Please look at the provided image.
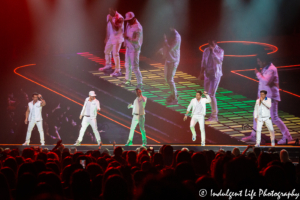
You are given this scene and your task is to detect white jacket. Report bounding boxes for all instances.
[201,45,224,78]
[106,11,124,44]
[254,97,272,119]
[124,19,143,53]
[28,100,43,121]
[256,63,280,101]
[80,98,100,119]
[187,95,211,117]
[129,96,147,115]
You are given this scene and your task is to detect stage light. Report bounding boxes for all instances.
[199,41,278,57]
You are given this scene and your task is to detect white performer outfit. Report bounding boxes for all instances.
[124,12,143,88]
[242,63,292,144]
[162,29,181,102]
[254,97,275,146]
[24,100,45,145]
[75,92,101,145]
[201,45,224,120]
[187,95,211,146]
[126,96,147,145]
[100,11,124,77]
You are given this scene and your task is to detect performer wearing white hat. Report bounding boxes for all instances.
[122,12,144,90]
[74,91,101,146]
[99,8,124,77]
[184,91,211,146]
[23,93,46,146]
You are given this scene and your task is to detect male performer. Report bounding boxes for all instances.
[242,52,292,144]
[199,38,224,122]
[125,88,147,146]
[160,28,181,105]
[23,93,46,145]
[254,90,275,147]
[74,91,101,146]
[184,91,211,146]
[99,8,124,77]
[123,12,144,90]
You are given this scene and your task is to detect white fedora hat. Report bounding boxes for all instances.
[89,91,96,96]
[124,12,135,21]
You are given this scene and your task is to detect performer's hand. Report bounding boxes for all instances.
[38,94,42,99]
[255,68,259,74]
[183,116,187,121]
[128,104,132,109]
[260,96,264,101]
[203,91,208,95]
[79,115,82,120]
[255,118,257,123]
[24,119,28,124]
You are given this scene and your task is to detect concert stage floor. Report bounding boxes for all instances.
[10,50,300,147]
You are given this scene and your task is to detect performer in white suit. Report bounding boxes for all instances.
[74,91,101,146]
[99,8,124,77]
[23,93,46,145]
[254,90,275,147]
[242,52,292,145]
[199,38,224,122]
[125,88,147,146]
[123,12,144,90]
[184,91,211,146]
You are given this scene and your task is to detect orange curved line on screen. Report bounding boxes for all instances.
[231,64,300,98]
[199,41,278,57]
[14,64,160,143]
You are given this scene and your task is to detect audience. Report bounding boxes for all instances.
[0,142,299,200]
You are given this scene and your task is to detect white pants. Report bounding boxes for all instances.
[128,115,146,141]
[256,117,275,144]
[125,50,143,84]
[164,61,179,97]
[190,115,205,143]
[104,40,122,71]
[250,100,290,138]
[77,116,101,142]
[204,75,221,118]
[25,120,45,143]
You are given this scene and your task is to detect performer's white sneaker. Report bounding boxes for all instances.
[271,141,275,146]
[207,116,218,122]
[110,71,122,77]
[201,142,205,146]
[74,140,81,146]
[277,135,293,145]
[123,80,131,86]
[192,136,196,142]
[255,143,260,147]
[41,142,45,146]
[22,142,29,146]
[99,65,112,71]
